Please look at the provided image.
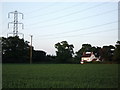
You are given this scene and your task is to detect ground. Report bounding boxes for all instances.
[2,64,118,88]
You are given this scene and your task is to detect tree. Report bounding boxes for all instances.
[46,54,56,63]
[75,44,92,61]
[55,41,74,63]
[2,36,30,63]
[113,41,120,63]
[32,50,47,63]
[99,45,115,62]
[82,44,92,52]
[75,44,101,63]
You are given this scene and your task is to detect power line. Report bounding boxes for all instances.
[25,3,87,20]
[63,28,117,38]
[25,9,117,28]
[25,2,58,15]
[18,2,59,23]
[25,2,108,26]
[37,21,118,37]
[40,28,117,39]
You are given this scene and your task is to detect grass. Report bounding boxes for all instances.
[2,64,118,88]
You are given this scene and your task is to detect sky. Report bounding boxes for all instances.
[0,0,119,55]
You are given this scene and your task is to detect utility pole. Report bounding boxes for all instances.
[30,35,33,64]
[8,10,24,38]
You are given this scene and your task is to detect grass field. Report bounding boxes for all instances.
[2,64,118,88]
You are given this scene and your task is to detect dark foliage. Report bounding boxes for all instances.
[32,50,47,63]
[2,36,30,63]
[55,41,74,63]
[99,45,115,61]
[1,36,119,64]
[75,44,101,62]
[1,36,55,63]
[113,41,120,63]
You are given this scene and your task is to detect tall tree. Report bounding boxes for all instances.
[55,41,74,63]
[2,36,30,63]
[99,45,115,61]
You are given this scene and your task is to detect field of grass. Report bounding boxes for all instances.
[2,64,118,88]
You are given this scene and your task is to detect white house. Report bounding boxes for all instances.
[80,52,100,64]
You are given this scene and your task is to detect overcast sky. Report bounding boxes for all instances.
[0,0,118,55]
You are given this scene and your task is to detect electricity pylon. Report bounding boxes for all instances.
[8,10,24,38]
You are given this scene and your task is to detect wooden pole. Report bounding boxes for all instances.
[30,35,32,64]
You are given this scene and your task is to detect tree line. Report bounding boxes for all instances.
[1,36,120,64]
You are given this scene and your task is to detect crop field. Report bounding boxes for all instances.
[2,64,118,88]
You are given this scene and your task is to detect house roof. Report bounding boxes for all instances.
[82,54,91,57]
[82,52,93,57]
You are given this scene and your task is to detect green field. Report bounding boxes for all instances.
[2,64,118,88]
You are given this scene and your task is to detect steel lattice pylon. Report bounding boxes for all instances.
[8,10,24,38]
